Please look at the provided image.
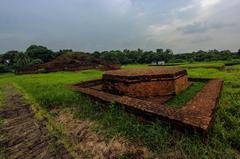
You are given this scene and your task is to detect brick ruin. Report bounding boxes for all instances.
[103,68,190,98]
[71,68,224,138]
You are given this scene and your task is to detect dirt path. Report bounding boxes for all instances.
[55,110,154,159]
[0,84,73,159]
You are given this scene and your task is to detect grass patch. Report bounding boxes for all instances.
[166,81,206,108]
[179,62,225,68]
[122,64,149,69]
[122,62,225,69]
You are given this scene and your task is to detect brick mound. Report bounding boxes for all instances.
[16,53,120,74]
[71,77,223,138]
[0,85,73,159]
[104,68,187,81]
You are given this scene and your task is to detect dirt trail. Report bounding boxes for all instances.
[0,84,73,159]
[55,110,154,159]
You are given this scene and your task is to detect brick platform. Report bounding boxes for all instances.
[70,69,224,138]
[103,68,190,97]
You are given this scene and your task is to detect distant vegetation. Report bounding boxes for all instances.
[0,44,240,73]
[94,49,240,64]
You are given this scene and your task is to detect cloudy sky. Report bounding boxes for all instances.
[0,0,240,53]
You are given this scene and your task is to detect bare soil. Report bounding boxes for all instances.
[55,110,154,159]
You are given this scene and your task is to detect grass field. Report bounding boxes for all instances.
[166,81,207,108]
[123,61,226,69]
[0,63,240,158]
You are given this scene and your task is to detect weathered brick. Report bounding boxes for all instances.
[71,68,224,138]
[103,68,190,97]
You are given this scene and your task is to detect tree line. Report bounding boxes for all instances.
[93,49,240,64]
[0,44,240,73]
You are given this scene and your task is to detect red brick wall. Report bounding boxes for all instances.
[174,75,189,93]
[104,75,189,97]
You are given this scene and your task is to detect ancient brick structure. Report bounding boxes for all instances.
[103,68,190,97]
[70,68,224,138]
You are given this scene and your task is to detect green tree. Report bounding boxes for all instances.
[26,45,54,62]
[13,53,32,70]
[164,49,173,62]
[2,50,20,65]
[30,59,43,65]
[155,49,164,64]
[93,51,101,58]
[101,51,120,64]
[0,64,10,73]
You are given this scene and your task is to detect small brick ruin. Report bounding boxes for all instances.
[71,68,224,138]
[103,68,190,98]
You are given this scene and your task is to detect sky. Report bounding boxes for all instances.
[0,0,240,53]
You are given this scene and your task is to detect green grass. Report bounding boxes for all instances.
[179,62,225,68]
[0,63,239,158]
[122,64,149,69]
[0,70,102,108]
[226,64,240,71]
[122,62,226,70]
[166,81,206,108]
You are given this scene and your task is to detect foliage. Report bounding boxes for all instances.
[93,49,239,65]
[0,64,10,73]
[94,49,174,64]
[174,49,238,62]
[26,45,54,62]
[29,58,43,65]
[1,45,240,74]
[13,53,32,70]
[0,50,20,66]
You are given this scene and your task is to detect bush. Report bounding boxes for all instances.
[168,59,186,63]
[0,64,10,73]
[30,59,43,65]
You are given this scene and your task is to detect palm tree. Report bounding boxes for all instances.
[14,53,31,69]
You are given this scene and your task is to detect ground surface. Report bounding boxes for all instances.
[0,62,240,159]
[0,84,73,159]
[54,109,152,159]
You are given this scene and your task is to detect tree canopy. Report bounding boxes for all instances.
[0,44,240,73]
[26,45,54,62]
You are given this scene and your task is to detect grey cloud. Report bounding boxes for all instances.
[0,0,240,53]
[178,21,235,34]
[190,36,212,44]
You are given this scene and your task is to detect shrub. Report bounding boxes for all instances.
[0,64,10,73]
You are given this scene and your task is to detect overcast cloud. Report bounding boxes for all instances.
[0,0,240,53]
